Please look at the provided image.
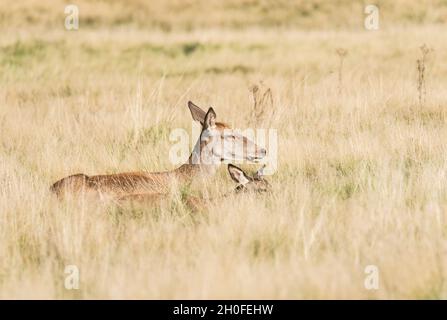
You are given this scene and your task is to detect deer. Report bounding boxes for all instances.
[116,164,271,212]
[50,101,267,200]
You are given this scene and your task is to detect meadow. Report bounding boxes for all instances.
[1,0,447,299]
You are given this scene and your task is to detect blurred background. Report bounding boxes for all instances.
[1,0,446,31]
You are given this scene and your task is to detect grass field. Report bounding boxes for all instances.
[1,0,447,299]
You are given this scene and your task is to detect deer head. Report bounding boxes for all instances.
[188,101,267,166]
[227,164,270,193]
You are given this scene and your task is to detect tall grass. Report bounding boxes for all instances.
[1,1,447,299]
[416,44,433,107]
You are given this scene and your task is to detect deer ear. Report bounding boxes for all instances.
[227,164,250,185]
[203,107,216,129]
[188,101,207,125]
[254,164,266,180]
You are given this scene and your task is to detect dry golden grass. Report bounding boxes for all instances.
[1,1,447,299]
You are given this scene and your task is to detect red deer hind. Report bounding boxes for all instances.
[51,101,267,200]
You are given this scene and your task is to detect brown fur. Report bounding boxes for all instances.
[117,164,270,212]
[50,163,206,199]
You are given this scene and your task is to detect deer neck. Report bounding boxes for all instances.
[173,134,220,180]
